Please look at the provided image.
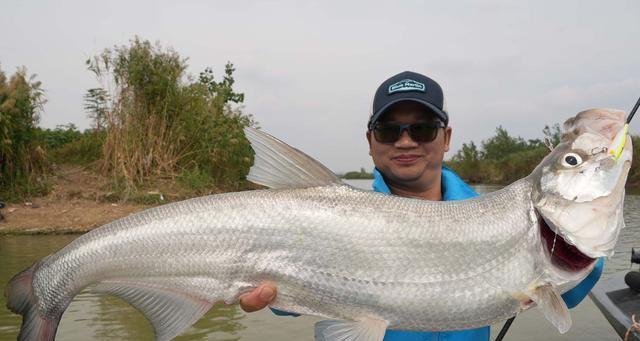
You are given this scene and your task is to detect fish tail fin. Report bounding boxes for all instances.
[5,264,60,341]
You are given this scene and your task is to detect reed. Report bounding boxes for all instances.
[0,66,48,199]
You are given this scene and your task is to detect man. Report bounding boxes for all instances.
[239,71,604,340]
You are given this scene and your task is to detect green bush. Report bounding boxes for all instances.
[85,37,255,196]
[176,168,217,194]
[498,146,548,183]
[38,124,82,150]
[49,131,104,165]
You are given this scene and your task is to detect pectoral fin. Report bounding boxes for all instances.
[94,280,214,341]
[529,284,572,334]
[314,316,388,341]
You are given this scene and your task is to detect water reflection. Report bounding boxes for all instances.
[177,304,245,341]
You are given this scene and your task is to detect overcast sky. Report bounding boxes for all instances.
[1,0,639,173]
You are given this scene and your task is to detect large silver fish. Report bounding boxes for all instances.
[5,109,632,341]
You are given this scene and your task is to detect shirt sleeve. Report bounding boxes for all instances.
[561,257,604,309]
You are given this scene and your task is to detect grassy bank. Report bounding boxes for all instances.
[1,38,256,204]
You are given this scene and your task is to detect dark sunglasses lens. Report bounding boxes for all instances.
[373,123,441,143]
[373,124,400,143]
[409,123,439,142]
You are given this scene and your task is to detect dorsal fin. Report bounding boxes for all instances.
[244,127,341,189]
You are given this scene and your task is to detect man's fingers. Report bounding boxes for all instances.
[239,284,277,312]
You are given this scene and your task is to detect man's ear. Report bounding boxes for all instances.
[366,130,372,156]
[443,127,452,152]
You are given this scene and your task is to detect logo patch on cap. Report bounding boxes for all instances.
[388,79,426,94]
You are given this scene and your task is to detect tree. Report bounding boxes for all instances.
[199,62,245,113]
[481,126,527,161]
[450,141,482,182]
[453,141,480,163]
[83,88,109,131]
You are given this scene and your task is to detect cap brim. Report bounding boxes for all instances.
[369,99,448,128]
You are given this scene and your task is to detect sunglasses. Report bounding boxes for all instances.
[371,121,445,144]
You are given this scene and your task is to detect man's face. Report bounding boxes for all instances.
[366,101,452,189]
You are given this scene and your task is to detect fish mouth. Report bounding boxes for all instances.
[538,214,596,272]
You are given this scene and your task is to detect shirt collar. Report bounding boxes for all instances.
[371,167,478,200]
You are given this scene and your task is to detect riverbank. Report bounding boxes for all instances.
[0,165,150,235]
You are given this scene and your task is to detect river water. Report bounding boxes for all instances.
[0,180,637,340]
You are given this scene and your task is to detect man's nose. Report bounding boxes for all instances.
[395,129,418,147]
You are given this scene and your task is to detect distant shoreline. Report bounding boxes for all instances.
[340,169,374,180]
[2,170,637,235]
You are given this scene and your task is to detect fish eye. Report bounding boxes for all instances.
[561,152,583,168]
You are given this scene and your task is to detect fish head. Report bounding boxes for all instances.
[531,108,632,259]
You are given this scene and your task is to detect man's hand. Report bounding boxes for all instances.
[239,283,277,312]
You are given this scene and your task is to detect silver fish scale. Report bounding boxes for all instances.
[32,178,555,331]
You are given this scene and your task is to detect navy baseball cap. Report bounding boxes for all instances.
[368,71,448,129]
